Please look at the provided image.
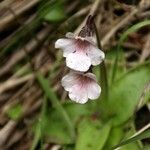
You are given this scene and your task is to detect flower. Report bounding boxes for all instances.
[61,71,101,104]
[55,32,105,72]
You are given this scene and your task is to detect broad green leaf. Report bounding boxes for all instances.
[75,118,111,150]
[44,4,66,22]
[143,146,150,150]
[108,63,150,125]
[103,127,124,150]
[41,109,71,144]
[64,102,94,123]
[7,104,23,120]
[38,102,94,144]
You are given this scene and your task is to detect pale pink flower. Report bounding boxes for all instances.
[55,32,105,72]
[61,71,101,104]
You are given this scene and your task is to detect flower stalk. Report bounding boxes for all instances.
[55,15,106,104]
[93,21,109,101]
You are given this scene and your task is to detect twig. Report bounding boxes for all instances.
[0,0,40,31]
[140,34,150,63]
[101,7,138,47]
[0,74,33,94]
[0,120,17,146]
[6,130,26,149]
[101,1,150,47]
[0,62,51,94]
[0,27,50,77]
[138,11,150,19]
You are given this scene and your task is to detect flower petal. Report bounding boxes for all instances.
[66,52,91,72]
[61,72,77,91]
[55,38,75,57]
[68,84,88,104]
[87,82,101,100]
[85,72,97,81]
[87,46,105,66]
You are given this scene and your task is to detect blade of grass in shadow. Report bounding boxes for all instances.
[30,123,41,150]
[111,20,150,84]
[0,0,61,56]
[112,129,150,150]
[30,96,47,150]
[94,21,108,101]
[36,72,75,140]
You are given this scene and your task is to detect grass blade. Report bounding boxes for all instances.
[111,20,150,83]
[112,129,150,149]
[36,72,75,140]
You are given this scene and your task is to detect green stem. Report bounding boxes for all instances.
[93,22,108,101]
[111,44,120,84]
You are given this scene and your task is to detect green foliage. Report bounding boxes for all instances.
[33,102,94,144]
[111,20,150,83]
[44,4,66,22]
[103,127,124,150]
[7,104,23,120]
[106,47,126,84]
[75,119,111,150]
[31,123,42,150]
[108,63,150,125]
[31,62,150,149]
[29,8,150,150]
[31,96,47,150]
[143,146,150,150]
[36,72,75,140]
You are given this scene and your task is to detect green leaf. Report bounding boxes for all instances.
[41,109,71,144]
[7,104,23,120]
[36,72,75,140]
[75,118,111,150]
[108,63,150,125]
[112,129,150,149]
[103,127,124,150]
[44,4,66,22]
[63,145,75,150]
[30,123,41,150]
[143,146,150,150]
[31,96,47,150]
[38,102,93,144]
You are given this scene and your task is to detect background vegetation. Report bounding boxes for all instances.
[0,0,150,149]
